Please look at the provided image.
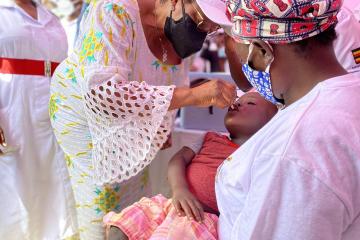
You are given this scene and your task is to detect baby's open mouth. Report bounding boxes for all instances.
[228,103,239,112]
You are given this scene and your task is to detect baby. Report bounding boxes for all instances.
[104,91,278,240]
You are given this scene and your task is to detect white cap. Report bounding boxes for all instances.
[334,7,360,74]
[195,0,232,27]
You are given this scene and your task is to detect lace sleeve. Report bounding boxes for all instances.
[77,1,175,184]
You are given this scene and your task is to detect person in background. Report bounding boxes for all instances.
[210,0,360,239]
[0,0,77,239]
[214,30,227,72]
[60,0,84,54]
[189,51,206,72]
[42,0,84,53]
[200,39,221,72]
[103,90,278,240]
[50,0,236,238]
[76,0,90,39]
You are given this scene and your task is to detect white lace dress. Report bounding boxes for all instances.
[50,0,189,239]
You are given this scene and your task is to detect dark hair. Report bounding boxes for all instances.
[291,25,337,54]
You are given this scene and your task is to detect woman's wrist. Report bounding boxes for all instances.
[169,86,196,110]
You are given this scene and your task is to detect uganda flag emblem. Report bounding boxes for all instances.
[352,47,360,65]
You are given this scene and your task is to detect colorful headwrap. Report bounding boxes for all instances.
[226,0,342,43]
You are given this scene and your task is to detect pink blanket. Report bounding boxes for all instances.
[103,194,218,240]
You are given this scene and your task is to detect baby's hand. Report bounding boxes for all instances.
[172,188,204,223]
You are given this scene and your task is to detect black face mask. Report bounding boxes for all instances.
[164,1,207,59]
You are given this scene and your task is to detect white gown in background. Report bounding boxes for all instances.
[0,1,77,239]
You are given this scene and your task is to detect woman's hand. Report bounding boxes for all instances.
[161,134,172,150]
[0,126,6,155]
[172,188,204,223]
[191,79,237,109]
[169,80,236,110]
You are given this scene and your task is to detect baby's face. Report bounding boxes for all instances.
[224,92,277,137]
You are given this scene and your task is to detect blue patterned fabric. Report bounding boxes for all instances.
[242,63,282,105]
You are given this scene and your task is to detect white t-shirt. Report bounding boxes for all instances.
[343,0,360,20]
[215,73,360,240]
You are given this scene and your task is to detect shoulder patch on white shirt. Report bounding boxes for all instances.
[352,47,360,65]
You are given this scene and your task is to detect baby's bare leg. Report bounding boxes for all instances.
[105,226,128,240]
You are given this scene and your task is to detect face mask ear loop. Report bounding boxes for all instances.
[169,5,174,19]
[265,63,271,73]
[263,43,280,106]
[246,42,255,66]
[264,41,274,74]
[181,0,186,17]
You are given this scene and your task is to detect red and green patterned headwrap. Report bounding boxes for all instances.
[226,0,342,43]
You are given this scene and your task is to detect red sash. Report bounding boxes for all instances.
[0,57,60,77]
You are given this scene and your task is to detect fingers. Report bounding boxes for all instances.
[160,141,170,150]
[179,199,195,221]
[208,80,236,108]
[220,81,237,107]
[0,128,4,155]
[173,198,204,222]
[160,135,172,150]
[194,201,205,221]
[167,135,172,146]
[0,127,6,147]
[193,79,236,108]
[172,200,185,217]
[188,200,204,222]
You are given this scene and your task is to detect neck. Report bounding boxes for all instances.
[230,135,250,146]
[137,0,181,65]
[280,45,347,106]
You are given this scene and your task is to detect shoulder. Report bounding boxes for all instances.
[290,74,360,145]
[281,75,360,212]
[82,0,140,39]
[287,74,360,145]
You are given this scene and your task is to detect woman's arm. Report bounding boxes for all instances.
[167,147,205,222]
[224,35,253,92]
[77,1,235,184]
